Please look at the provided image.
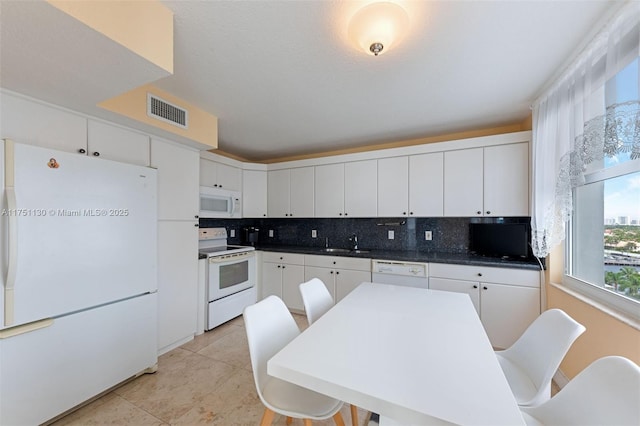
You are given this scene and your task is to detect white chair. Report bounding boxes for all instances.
[244,295,346,426]
[495,308,586,407]
[299,278,334,325]
[520,356,640,425]
[299,278,359,426]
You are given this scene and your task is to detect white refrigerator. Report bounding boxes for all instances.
[0,139,158,425]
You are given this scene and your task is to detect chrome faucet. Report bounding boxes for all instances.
[349,233,359,250]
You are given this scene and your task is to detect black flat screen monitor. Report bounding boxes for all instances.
[470,223,530,258]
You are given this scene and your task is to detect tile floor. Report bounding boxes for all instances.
[50,314,369,426]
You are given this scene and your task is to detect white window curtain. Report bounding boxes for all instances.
[531,1,640,258]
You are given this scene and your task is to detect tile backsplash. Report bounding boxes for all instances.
[200,216,532,255]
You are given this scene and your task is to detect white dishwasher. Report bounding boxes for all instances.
[371,259,429,289]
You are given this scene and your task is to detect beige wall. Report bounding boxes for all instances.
[546,247,640,379]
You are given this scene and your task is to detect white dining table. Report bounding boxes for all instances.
[268,282,525,425]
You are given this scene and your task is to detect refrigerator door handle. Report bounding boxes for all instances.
[4,186,17,326]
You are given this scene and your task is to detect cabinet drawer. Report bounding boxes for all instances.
[262,252,305,265]
[429,263,540,288]
[305,254,371,271]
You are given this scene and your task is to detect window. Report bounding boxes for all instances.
[565,58,640,319]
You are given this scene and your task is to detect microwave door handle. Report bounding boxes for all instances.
[231,197,237,217]
[5,185,17,327]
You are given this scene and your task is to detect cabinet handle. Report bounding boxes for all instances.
[194,223,199,227]
[92,151,100,157]
[282,265,286,269]
[214,184,218,187]
[410,212,414,215]
[219,185,222,188]
[263,214,267,217]
[486,211,491,215]
[78,148,86,154]
[277,265,281,268]
[403,212,407,215]
[330,271,334,274]
[344,213,348,216]
[195,215,199,219]
[339,213,343,216]
[473,285,478,289]
[477,273,482,277]
[336,271,339,275]
[333,261,336,265]
[483,286,488,290]
[279,257,283,260]
[476,211,482,215]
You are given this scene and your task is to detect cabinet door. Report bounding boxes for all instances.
[315,163,344,218]
[290,167,314,218]
[304,266,337,302]
[267,169,291,218]
[216,162,241,191]
[281,264,306,311]
[200,158,218,188]
[378,156,408,217]
[429,277,480,313]
[483,143,529,216]
[409,153,444,216]
[335,270,370,303]
[242,170,267,218]
[480,283,540,349]
[261,263,283,300]
[1,92,87,154]
[157,221,199,352]
[344,160,377,217]
[444,148,483,217]
[88,120,150,166]
[151,139,199,221]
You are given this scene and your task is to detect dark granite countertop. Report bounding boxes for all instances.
[253,244,543,271]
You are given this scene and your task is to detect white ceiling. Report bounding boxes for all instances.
[0,1,621,161]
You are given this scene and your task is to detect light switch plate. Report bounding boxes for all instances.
[269,230,274,237]
[388,230,395,239]
[230,229,235,237]
[312,230,317,238]
[425,230,432,241]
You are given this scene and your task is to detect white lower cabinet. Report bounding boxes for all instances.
[429,263,540,349]
[304,255,371,304]
[261,252,305,310]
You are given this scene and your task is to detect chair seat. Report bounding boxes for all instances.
[496,354,540,405]
[262,376,343,419]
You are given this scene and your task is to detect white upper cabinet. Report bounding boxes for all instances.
[267,169,290,218]
[151,139,199,221]
[444,143,529,217]
[444,147,484,216]
[199,158,241,191]
[344,160,377,217]
[88,120,150,166]
[267,167,314,218]
[1,92,87,153]
[290,167,315,217]
[315,163,345,218]
[483,143,529,216]
[243,170,267,218]
[409,152,444,217]
[378,156,409,217]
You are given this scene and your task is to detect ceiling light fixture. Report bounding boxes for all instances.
[348,2,410,56]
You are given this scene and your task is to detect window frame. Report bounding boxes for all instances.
[563,158,640,321]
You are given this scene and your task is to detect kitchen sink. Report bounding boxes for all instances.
[319,248,370,254]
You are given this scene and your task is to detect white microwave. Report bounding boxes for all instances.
[199,186,241,218]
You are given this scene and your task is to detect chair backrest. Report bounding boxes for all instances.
[299,278,334,325]
[244,296,300,400]
[499,308,585,405]
[521,356,640,425]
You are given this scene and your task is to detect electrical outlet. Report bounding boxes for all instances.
[311,230,317,238]
[269,229,274,237]
[388,230,395,240]
[425,230,432,241]
[230,229,235,238]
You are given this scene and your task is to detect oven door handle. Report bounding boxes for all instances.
[208,251,256,263]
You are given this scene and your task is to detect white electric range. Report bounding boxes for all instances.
[199,228,256,330]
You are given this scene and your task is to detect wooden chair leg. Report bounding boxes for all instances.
[350,404,358,426]
[286,416,293,425]
[333,411,346,426]
[304,419,313,426]
[260,408,276,426]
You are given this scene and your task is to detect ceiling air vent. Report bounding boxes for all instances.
[147,93,188,129]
